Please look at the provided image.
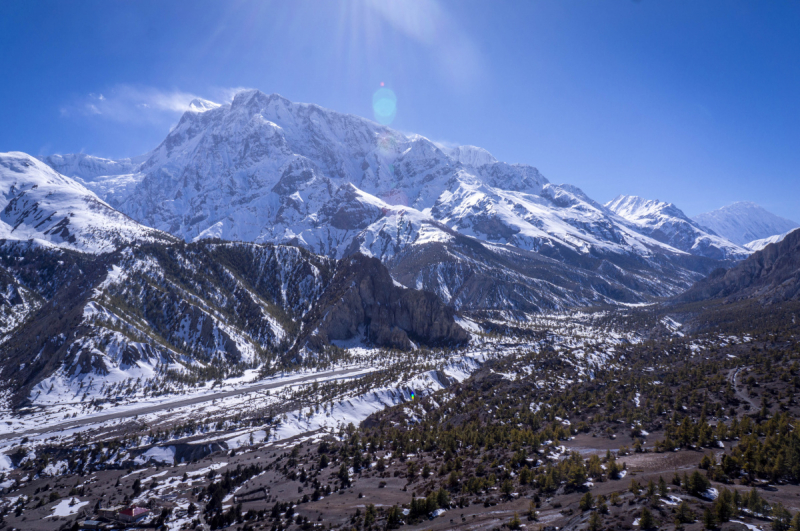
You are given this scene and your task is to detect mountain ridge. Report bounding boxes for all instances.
[0,152,175,253]
[677,227,800,304]
[606,194,748,260]
[693,201,799,246]
[28,89,760,314]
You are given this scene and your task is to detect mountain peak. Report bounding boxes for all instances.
[607,193,748,260]
[445,145,497,168]
[693,202,799,246]
[607,195,680,218]
[187,98,221,113]
[231,89,290,109]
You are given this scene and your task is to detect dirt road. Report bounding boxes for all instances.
[728,366,759,411]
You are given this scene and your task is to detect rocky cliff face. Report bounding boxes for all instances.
[0,240,469,407]
[692,201,799,246]
[39,90,748,314]
[677,228,800,304]
[606,195,748,260]
[294,253,469,355]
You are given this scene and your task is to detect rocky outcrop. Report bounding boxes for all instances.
[677,228,800,304]
[295,253,469,353]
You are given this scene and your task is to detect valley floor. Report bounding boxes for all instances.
[1,304,799,531]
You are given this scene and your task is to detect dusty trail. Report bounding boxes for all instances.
[728,366,759,410]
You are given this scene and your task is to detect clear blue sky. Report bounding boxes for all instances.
[2,0,798,220]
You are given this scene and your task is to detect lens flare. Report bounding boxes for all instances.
[372,87,397,125]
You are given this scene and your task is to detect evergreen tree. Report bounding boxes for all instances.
[588,511,602,531]
[338,463,351,488]
[676,501,694,524]
[640,507,655,530]
[703,508,717,530]
[658,476,668,498]
[579,491,593,512]
[790,512,800,531]
[772,503,792,531]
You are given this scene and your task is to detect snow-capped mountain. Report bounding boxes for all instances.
[745,228,800,252]
[40,152,143,181]
[0,152,174,253]
[606,195,748,260]
[40,152,148,203]
[693,201,799,246]
[40,90,741,311]
[45,90,685,258]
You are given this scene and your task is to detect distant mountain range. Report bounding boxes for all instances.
[606,195,747,261]
[692,201,798,246]
[0,90,788,315]
[0,88,796,410]
[23,90,783,310]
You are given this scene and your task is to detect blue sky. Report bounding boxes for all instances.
[2,0,798,220]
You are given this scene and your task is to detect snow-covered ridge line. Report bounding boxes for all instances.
[33,90,744,312]
[744,227,799,252]
[0,152,174,254]
[606,194,748,260]
[693,201,799,246]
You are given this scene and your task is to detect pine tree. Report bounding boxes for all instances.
[790,512,800,531]
[527,500,538,521]
[676,501,694,524]
[579,491,593,511]
[772,503,792,531]
[588,511,602,531]
[338,463,351,488]
[640,507,655,530]
[703,508,717,530]
[658,476,668,497]
[748,487,764,516]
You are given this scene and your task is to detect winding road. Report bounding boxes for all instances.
[728,366,759,411]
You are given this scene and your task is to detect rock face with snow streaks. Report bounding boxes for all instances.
[294,253,469,355]
[40,90,749,312]
[678,228,800,304]
[0,239,466,407]
[606,195,748,260]
[693,201,799,246]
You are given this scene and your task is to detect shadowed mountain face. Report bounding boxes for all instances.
[292,253,469,357]
[0,241,465,408]
[677,228,800,304]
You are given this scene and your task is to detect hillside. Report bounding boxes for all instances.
[0,152,174,253]
[677,227,800,304]
[0,240,466,409]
